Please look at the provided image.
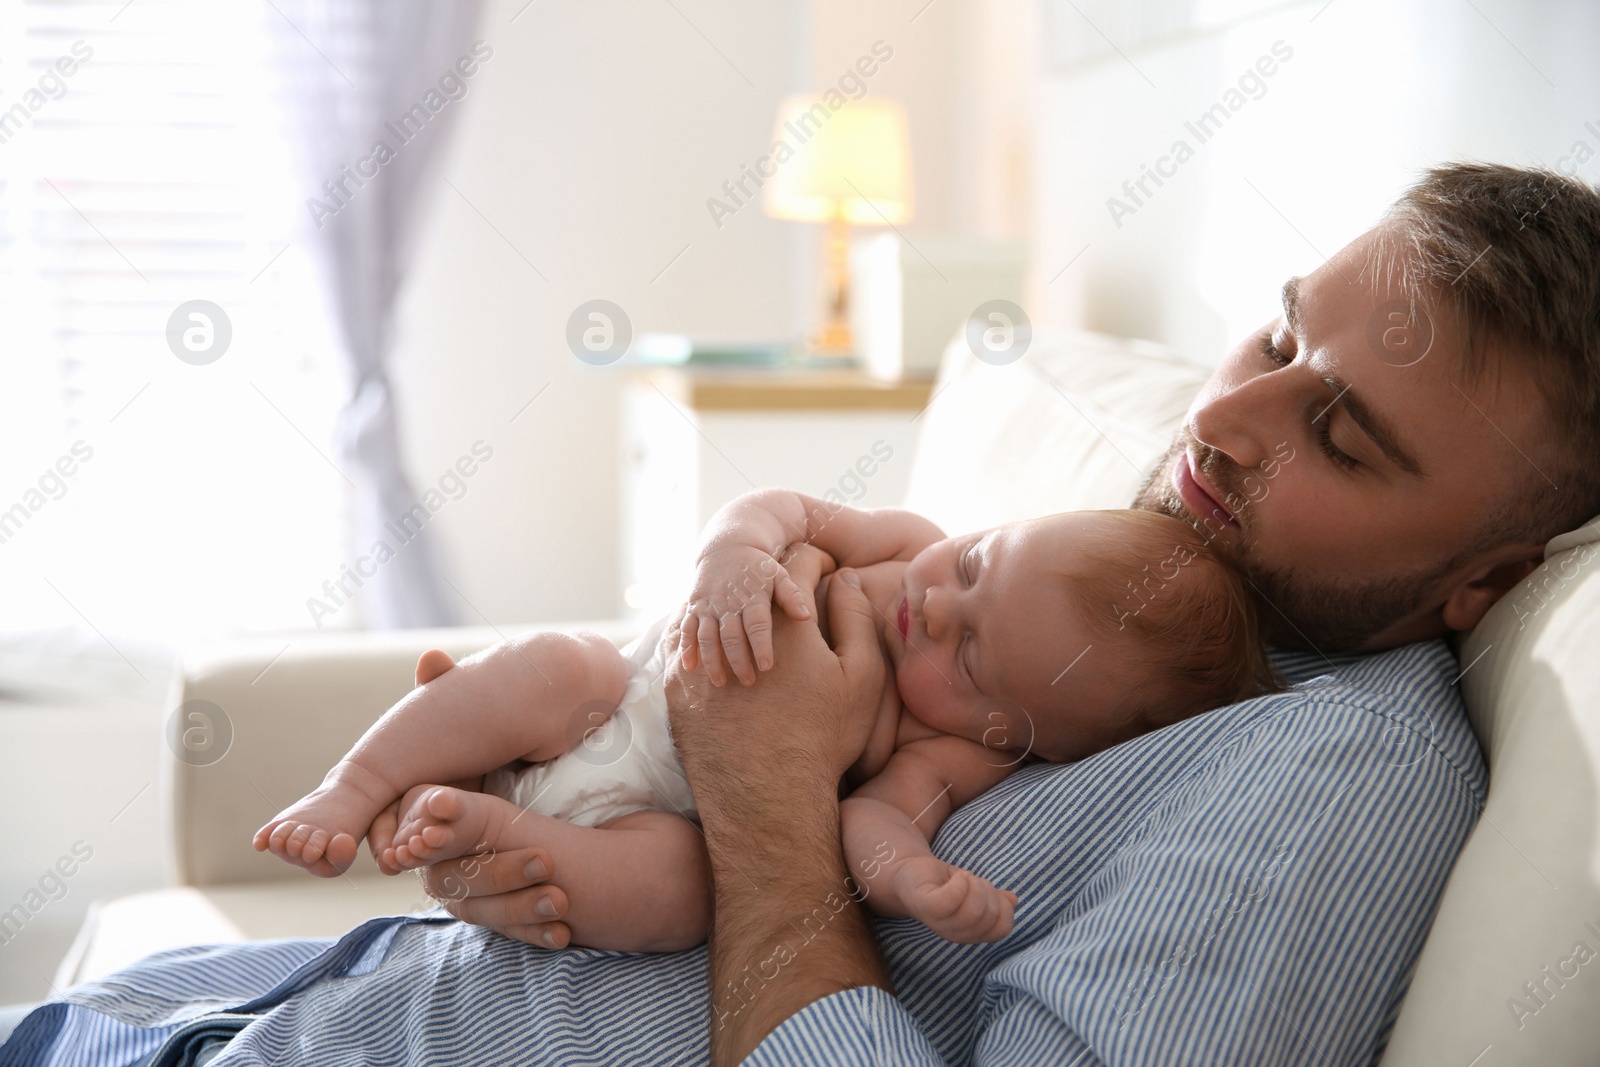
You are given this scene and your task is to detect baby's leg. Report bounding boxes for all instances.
[254,631,630,877]
[392,786,711,952]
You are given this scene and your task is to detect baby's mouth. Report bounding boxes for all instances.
[897,595,909,640]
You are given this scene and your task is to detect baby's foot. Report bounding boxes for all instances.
[415,648,455,686]
[252,760,396,877]
[893,855,1018,944]
[386,784,516,870]
[366,798,407,876]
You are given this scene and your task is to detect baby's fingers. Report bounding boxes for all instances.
[719,610,758,687]
[742,599,775,673]
[678,608,701,670]
[696,613,728,686]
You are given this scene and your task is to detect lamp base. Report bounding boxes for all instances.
[798,215,851,360]
[805,317,853,359]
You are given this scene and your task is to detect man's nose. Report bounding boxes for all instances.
[1189,369,1285,474]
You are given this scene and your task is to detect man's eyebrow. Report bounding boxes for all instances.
[1319,374,1425,477]
[1286,275,1424,477]
[1281,277,1305,340]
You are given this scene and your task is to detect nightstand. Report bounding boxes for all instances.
[620,365,934,620]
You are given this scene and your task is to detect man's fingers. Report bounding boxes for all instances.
[439,890,571,947]
[438,881,568,929]
[773,572,811,620]
[501,921,572,949]
[825,569,885,682]
[420,846,553,899]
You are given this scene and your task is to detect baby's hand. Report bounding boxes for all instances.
[892,855,1017,944]
[679,543,826,686]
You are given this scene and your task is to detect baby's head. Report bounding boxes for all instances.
[890,509,1276,763]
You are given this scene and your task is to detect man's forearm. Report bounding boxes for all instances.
[698,779,893,1066]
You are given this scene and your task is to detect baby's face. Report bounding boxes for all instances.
[888,512,1144,763]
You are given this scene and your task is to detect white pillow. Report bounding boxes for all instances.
[1382,530,1600,1064]
[900,327,1208,531]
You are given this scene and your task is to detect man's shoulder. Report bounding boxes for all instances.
[1254,638,1486,799]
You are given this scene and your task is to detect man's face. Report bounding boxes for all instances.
[1133,227,1550,652]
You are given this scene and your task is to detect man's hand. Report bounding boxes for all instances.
[417,845,574,949]
[669,564,883,795]
[667,569,894,1066]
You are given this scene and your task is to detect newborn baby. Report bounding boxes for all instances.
[256,492,1275,950]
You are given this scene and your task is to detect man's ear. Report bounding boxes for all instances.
[1439,543,1546,632]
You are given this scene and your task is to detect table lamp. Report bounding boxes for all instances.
[763,95,914,358]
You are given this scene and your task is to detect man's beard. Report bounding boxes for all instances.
[1130,438,1452,653]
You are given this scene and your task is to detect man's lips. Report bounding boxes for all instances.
[897,595,909,640]
[1173,451,1237,527]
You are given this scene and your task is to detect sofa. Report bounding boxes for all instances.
[56,328,1600,1064]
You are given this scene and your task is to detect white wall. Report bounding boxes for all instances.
[1033,0,1600,366]
[388,0,811,624]
[386,0,1038,626]
[811,0,1037,240]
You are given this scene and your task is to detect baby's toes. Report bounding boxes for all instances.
[284,823,316,860]
[423,787,463,822]
[323,832,358,871]
[301,829,331,863]
[267,820,301,857]
[252,820,281,852]
[420,823,453,849]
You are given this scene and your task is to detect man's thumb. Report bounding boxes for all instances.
[827,569,883,679]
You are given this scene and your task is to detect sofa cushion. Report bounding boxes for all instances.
[1379,536,1600,1066]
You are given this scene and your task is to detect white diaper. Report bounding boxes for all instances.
[481,616,696,828]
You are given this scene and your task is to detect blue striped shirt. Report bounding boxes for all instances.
[0,640,1484,1066]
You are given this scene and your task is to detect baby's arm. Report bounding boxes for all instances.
[699,488,944,569]
[842,736,1024,944]
[684,489,945,684]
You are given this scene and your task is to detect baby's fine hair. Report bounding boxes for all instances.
[1069,510,1279,724]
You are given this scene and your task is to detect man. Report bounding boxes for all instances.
[6,164,1597,1066]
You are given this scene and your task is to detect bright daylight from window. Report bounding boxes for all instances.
[2,0,1599,1063]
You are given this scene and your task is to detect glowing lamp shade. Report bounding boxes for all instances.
[764,95,914,355]
[763,96,915,225]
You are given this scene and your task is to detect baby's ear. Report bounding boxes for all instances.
[415,648,456,686]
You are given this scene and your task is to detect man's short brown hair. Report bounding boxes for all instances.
[1378,163,1600,543]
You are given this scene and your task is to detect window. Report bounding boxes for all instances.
[0,0,347,661]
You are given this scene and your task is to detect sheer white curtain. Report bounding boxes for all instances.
[0,0,485,698]
[0,0,348,692]
[270,0,485,629]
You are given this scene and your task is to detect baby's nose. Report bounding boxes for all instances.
[922,587,953,639]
